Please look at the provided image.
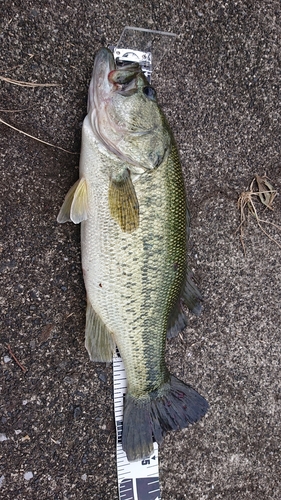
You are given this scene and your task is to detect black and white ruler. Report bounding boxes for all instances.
[113,354,161,500]
[111,27,178,500]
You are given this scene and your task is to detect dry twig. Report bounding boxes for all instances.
[6,344,28,373]
[237,174,280,252]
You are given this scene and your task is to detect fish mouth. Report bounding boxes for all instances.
[87,48,127,163]
[88,48,142,111]
[87,48,157,172]
[87,47,116,114]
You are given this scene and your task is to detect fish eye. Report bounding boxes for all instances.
[143,86,156,100]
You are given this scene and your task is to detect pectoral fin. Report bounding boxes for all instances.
[57,177,88,224]
[108,169,139,232]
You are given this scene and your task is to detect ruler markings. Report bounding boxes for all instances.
[112,33,171,499]
[113,354,161,500]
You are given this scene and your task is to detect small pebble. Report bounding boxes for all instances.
[21,435,31,442]
[3,356,11,363]
[0,434,8,442]
[63,376,74,385]
[0,475,5,488]
[73,406,82,419]
[98,372,107,383]
[24,471,33,481]
[81,474,87,481]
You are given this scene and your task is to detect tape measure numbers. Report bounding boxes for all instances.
[113,354,161,500]
[111,29,178,499]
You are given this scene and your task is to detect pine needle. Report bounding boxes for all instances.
[0,107,31,112]
[0,117,78,155]
[0,75,59,87]
[0,71,74,153]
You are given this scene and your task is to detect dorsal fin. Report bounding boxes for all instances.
[167,269,202,339]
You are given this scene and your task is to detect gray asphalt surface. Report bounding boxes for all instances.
[1,1,280,499]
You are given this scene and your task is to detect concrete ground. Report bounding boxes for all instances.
[1,1,280,499]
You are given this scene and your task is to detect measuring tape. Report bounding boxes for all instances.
[113,354,161,500]
[111,28,178,499]
[111,35,160,500]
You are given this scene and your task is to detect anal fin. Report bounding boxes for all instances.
[85,301,115,362]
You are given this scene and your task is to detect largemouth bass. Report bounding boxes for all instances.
[58,47,208,461]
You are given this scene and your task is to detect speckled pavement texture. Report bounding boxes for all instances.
[1,1,280,499]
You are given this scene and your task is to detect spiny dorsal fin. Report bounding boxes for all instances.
[57,177,88,224]
[108,169,139,232]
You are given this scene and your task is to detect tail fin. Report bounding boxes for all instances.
[122,375,208,462]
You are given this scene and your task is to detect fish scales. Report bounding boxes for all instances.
[81,137,186,395]
[58,47,208,461]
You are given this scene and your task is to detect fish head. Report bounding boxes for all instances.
[88,47,171,173]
